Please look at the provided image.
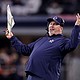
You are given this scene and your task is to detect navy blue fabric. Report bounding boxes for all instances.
[27,75,43,80]
[10,25,80,80]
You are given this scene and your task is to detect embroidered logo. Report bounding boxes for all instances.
[49,39,54,43]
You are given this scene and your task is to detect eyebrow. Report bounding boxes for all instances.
[50,22,59,25]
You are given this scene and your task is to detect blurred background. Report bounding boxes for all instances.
[0,0,80,80]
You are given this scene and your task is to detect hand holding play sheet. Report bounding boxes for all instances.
[5,5,15,39]
[5,29,14,39]
[7,5,15,35]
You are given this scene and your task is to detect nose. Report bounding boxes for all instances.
[49,25,54,28]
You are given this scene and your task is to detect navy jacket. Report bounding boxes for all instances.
[10,25,80,80]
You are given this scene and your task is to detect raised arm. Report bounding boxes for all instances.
[60,13,80,55]
[5,31,37,56]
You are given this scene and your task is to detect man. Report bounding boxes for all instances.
[6,14,80,80]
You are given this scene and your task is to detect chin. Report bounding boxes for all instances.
[49,33,54,36]
[49,31,55,35]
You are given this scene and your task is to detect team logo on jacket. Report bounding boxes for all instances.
[49,39,54,43]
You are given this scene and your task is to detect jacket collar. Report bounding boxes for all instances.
[47,34,63,37]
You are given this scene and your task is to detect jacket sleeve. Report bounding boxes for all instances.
[10,36,41,56]
[60,25,80,55]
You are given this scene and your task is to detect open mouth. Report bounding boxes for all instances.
[50,29,54,31]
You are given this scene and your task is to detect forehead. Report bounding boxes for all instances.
[49,21,56,24]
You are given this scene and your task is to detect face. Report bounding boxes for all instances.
[48,21,63,36]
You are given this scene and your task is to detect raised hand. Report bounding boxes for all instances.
[5,29,14,39]
[75,13,80,25]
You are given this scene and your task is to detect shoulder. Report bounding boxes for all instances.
[35,37,44,42]
[60,36,70,43]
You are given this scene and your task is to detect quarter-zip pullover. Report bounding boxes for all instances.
[10,25,80,80]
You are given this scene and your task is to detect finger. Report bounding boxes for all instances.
[76,15,78,20]
[77,13,79,16]
[76,13,80,18]
[5,30,9,35]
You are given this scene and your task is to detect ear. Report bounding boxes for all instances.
[61,27,63,31]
